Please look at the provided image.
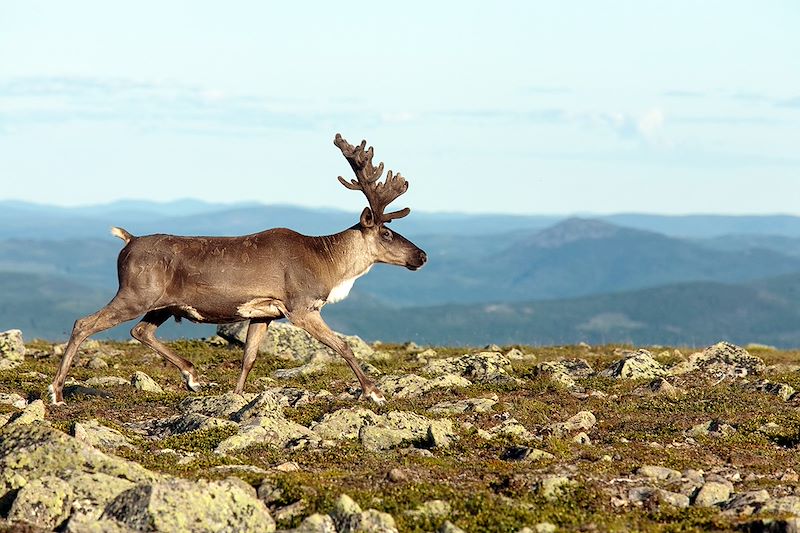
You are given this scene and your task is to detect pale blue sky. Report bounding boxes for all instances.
[0,1,798,215]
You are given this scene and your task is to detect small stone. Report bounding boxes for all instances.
[86,376,131,388]
[722,490,771,517]
[294,513,337,533]
[633,378,682,400]
[405,499,451,518]
[0,392,27,409]
[637,465,682,482]
[387,468,407,483]
[687,420,736,438]
[601,349,666,380]
[87,357,109,370]
[551,410,596,436]
[693,481,731,507]
[0,329,26,370]
[73,419,133,450]
[501,446,554,462]
[439,521,467,533]
[274,461,301,472]
[538,476,573,500]
[130,371,163,394]
[572,432,591,444]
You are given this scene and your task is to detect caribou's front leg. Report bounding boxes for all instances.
[288,310,385,404]
[234,319,271,394]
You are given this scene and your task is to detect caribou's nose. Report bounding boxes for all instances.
[419,250,428,264]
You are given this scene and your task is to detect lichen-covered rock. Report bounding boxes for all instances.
[759,496,800,517]
[289,513,337,532]
[0,392,27,409]
[405,499,452,518]
[234,391,285,422]
[215,416,318,453]
[131,371,163,394]
[0,329,25,370]
[600,350,666,380]
[421,352,516,384]
[532,359,594,387]
[86,376,131,388]
[538,476,574,500]
[7,399,45,426]
[0,423,157,508]
[693,481,731,507]
[632,378,682,400]
[687,420,736,438]
[178,392,249,419]
[483,418,535,441]
[550,411,596,437]
[637,465,682,482]
[670,342,765,378]
[218,321,374,362]
[312,408,384,440]
[722,490,771,517]
[500,446,554,462]
[377,373,471,398]
[429,396,498,415]
[73,419,133,450]
[359,425,415,451]
[8,475,73,529]
[439,521,467,533]
[628,487,690,508]
[100,478,275,532]
[753,380,796,401]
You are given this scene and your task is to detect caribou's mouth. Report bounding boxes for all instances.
[406,263,423,271]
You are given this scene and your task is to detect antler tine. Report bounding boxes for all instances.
[334,133,411,223]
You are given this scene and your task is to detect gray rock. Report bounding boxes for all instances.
[671,341,765,378]
[178,392,250,419]
[377,373,471,399]
[0,423,157,513]
[533,358,594,387]
[753,380,796,401]
[0,392,27,409]
[760,496,800,517]
[0,329,25,370]
[637,465,682,482]
[538,475,574,500]
[722,489,771,517]
[505,348,536,361]
[601,349,666,380]
[632,378,682,400]
[572,432,591,444]
[628,486,690,508]
[234,391,285,422]
[405,499,451,518]
[439,521,467,533]
[484,418,535,441]
[73,419,133,450]
[7,399,45,426]
[551,410,596,437]
[130,371,163,394]
[101,478,275,532]
[290,513,337,533]
[218,321,374,362]
[360,425,415,451]
[87,357,109,370]
[86,376,132,388]
[8,475,73,529]
[422,352,516,384]
[215,416,317,453]
[311,408,383,440]
[501,446,554,462]
[693,481,731,507]
[429,396,498,414]
[687,420,736,438]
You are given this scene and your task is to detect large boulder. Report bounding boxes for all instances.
[600,350,666,380]
[100,478,275,533]
[421,352,516,384]
[0,329,25,370]
[669,342,765,378]
[217,321,374,362]
[7,475,74,529]
[377,373,471,399]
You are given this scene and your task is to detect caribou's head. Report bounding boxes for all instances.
[335,134,427,271]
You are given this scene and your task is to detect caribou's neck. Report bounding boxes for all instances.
[313,228,374,295]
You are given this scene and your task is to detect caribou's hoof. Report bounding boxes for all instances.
[48,384,65,406]
[181,371,203,392]
[365,389,386,405]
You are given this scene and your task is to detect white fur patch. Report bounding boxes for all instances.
[327,267,371,304]
[237,298,281,318]
[179,305,204,321]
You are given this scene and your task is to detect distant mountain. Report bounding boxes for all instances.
[357,218,800,305]
[602,214,800,238]
[694,234,800,258]
[327,273,800,348]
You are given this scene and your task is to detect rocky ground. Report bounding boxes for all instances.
[2,326,800,532]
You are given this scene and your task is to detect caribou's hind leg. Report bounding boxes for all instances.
[234,319,272,394]
[50,292,147,404]
[130,309,203,391]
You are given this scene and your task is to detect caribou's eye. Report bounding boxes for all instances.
[381,228,393,241]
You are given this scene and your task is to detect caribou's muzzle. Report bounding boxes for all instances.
[406,249,427,270]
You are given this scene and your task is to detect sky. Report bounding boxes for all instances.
[0,1,798,215]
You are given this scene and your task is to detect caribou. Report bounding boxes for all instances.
[49,134,427,404]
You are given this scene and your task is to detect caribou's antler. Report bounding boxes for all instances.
[334,133,410,223]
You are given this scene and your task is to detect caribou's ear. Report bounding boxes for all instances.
[360,207,376,228]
